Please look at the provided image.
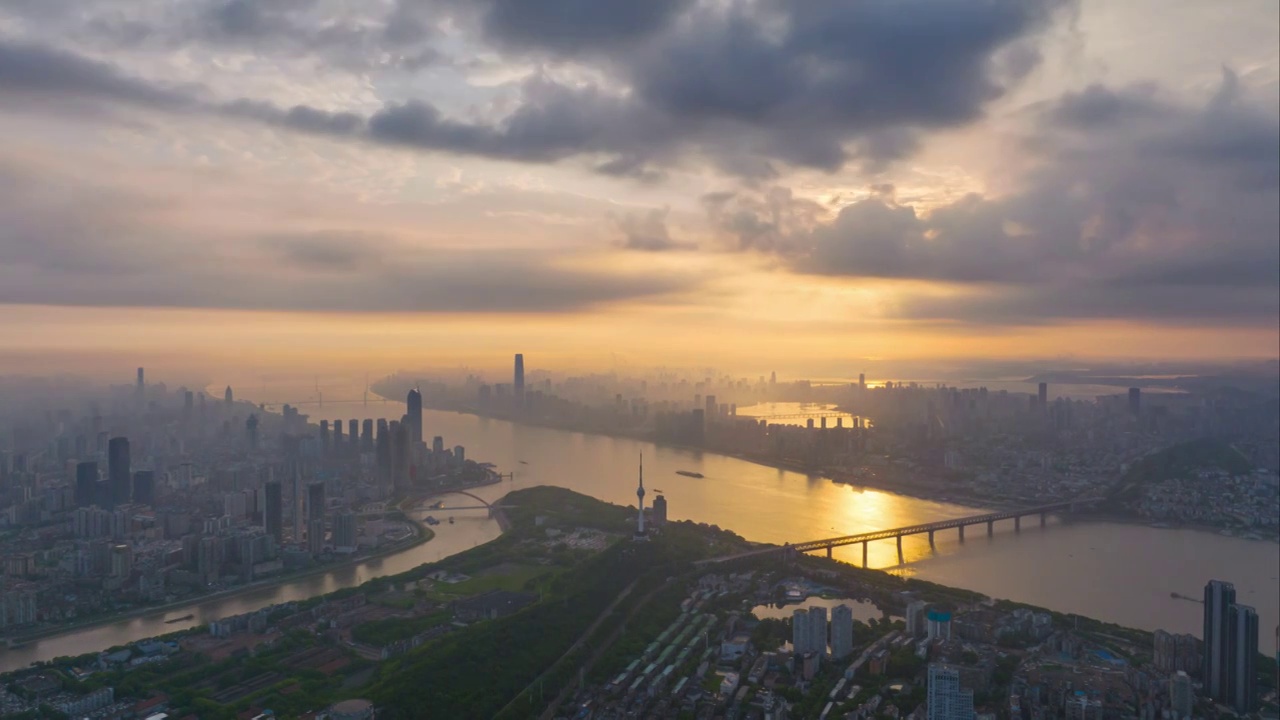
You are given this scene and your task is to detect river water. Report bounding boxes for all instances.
[3,402,1275,673]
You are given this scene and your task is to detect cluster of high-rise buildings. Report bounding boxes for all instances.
[1202,579,1258,714]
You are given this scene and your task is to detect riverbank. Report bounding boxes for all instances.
[1,517,436,648]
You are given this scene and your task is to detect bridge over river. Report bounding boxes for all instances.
[698,497,1103,567]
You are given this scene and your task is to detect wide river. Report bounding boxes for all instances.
[2,402,1275,672]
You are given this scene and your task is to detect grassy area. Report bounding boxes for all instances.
[352,610,453,647]
[423,564,558,601]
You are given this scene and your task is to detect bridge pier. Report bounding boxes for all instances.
[928,530,935,548]
[862,542,868,568]
[1015,516,1021,532]
[826,546,832,559]
[958,525,965,543]
[896,535,904,564]
[987,520,993,537]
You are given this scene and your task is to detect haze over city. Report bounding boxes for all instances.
[0,1,1277,719]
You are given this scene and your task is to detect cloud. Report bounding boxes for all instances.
[0,39,194,109]
[0,0,1072,177]
[613,208,695,252]
[734,73,1280,325]
[0,158,698,313]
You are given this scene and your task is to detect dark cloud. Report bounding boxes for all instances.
[475,0,694,53]
[0,0,1071,177]
[0,159,697,313]
[756,74,1280,325]
[613,209,695,252]
[0,39,194,109]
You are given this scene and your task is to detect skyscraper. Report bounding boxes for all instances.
[224,385,234,405]
[307,482,326,523]
[1228,603,1258,714]
[808,605,827,657]
[319,420,330,455]
[1128,387,1141,416]
[132,470,155,506]
[792,609,811,654]
[651,494,667,525]
[135,367,144,408]
[375,419,390,487]
[390,421,407,490]
[333,419,343,448]
[1204,580,1236,700]
[831,604,854,659]
[264,481,283,544]
[1037,382,1048,410]
[75,461,98,508]
[246,414,259,450]
[361,419,373,453]
[514,354,525,402]
[407,388,423,445]
[927,664,975,720]
[107,437,131,507]
[348,419,359,456]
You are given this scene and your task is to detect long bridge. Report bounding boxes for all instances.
[698,497,1103,567]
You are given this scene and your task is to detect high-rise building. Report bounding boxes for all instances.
[906,601,930,638]
[831,604,854,659]
[927,664,975,720]
[792,609,811,655]
[224,385,234,405]
[407,388,423,445]
[333,419,343,449]
[132,470,155,506]
[432,435,444,455]
[183,390,194,420]
[392,421,410,489]
[74,461,98,508]
[858,372,866,390]
[135,367,145,408]
[651,494,667,525]
[705,395,717,420]
[361,419,373,453]
[1037,382,1048,410]
[808,606,827,657]
[107,437,131,508]
[1204,580,1236,700]
[1128,387,1141,416]
[514,354,525,401]
[348,420,358,455]
[263,481,283,544]
[1228,603,1258,714]
[320,421,330,455]
[334,512,358,551]
[1169,671,1194,719]
[246,414,259,450]
[375,419,390,486]
[308,517,325,556]
[307,482,326,523]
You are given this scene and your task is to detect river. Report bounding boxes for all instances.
[2,401,1275,673]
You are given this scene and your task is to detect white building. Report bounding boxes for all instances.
[927,664,974,720]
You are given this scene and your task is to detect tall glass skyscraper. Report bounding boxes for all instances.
[406,388,423,445]
[1204,580,1236,700]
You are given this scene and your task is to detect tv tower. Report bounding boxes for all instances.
[635,454,646,537]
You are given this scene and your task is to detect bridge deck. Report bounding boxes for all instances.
[697,497,1100,564]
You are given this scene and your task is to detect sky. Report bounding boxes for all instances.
[0,0,1277,381]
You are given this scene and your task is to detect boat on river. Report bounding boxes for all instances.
[676,470,704,478]
[164,614,194,624]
